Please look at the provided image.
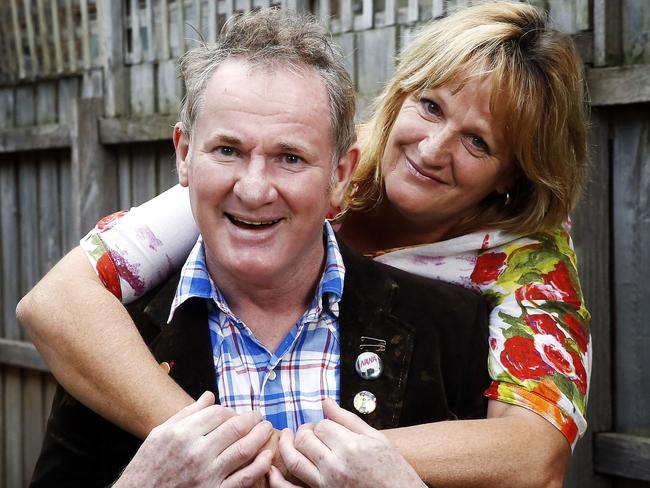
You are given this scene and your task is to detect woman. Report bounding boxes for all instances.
[18,2,589,486]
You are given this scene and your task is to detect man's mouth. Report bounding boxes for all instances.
[226,213,281,229]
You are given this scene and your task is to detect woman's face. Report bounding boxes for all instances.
[381,75,514,235]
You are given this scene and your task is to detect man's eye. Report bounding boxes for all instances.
[421,98,442,116]
[283,154,302,164]
[217,146,235,156]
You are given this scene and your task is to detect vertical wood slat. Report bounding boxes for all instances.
[99,0,126,117]
[206,0,216,43]
[130,0,142,64]
[80,0,91,69]
[50,0,64,73]
[407,0,419,24]
[64,0,76,72]
[565,109,614,488]
[340,0,353,32]
[177,0,186,56]
[358,0,373,30]
[318,0,330,26]
[57,77,79,252]
[22,0,38,77]
[432,0,445,19]
[36,0,51,74]
[160,0,171,58]
[10,0,26,79]
[145,0,155,62]
[383,0,396,26]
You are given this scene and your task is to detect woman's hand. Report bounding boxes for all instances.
[114,391,273,488]
[274,399,425,488]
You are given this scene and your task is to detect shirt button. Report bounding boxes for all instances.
[268,370,277,381]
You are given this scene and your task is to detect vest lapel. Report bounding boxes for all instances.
[337,237,416,430]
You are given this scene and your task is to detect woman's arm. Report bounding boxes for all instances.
[385,401,569,488]
[17,246,194,439]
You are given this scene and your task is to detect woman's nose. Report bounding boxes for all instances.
[232,158,278,207]
[418,126,453,167]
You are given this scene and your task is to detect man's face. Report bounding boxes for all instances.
[174,59,355,289]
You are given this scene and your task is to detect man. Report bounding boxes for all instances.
[29,9,489,487]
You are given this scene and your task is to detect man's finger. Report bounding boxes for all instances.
[173,402,238,437]
[278,428,321,486]
[221,449,273,488]
[267,465,305,488]
[211,418,273,476]
[321,398,382,438]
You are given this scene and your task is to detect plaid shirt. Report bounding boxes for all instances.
[168,223,344,430]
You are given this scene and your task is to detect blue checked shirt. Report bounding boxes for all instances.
[168,222,344,430]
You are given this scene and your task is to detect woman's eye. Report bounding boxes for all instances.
[470,136,489,153]
[421,98,442,116]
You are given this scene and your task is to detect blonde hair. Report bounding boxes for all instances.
[178,8,356,163]
[347,1,588,236]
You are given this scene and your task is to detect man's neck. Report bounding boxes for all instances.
[205,240,326,352]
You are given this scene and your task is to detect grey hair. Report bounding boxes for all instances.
[178,8,356,163]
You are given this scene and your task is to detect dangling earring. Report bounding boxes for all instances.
[504,192,511,206]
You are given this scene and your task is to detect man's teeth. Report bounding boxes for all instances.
[232,216,279,226]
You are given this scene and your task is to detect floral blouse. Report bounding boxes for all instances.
[80,185,590,449]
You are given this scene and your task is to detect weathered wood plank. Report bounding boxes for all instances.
[0,163,20,340]
[612,106,650,435]
[157,58,182,115]
[98,0,126,117]
[70,97,118,238]
[3,368,23,487]
[587,65,650,106]
[64,0,76,72]
[80,0,91,69]
[0,88,15,129]
[621,0,650,65]
[50,0,64,74]
[99,114,177,144]
[22,366,45,481]
[36,0,51,75]
[10,0,26,79]
[566,108,613,488]
[356,26,396,118]
[57,76,80,125]
[157,142,177,192]
[23,0,39,77]
[58,156,74,252]
[130,63,155,117]
[117,144,131,209]
[130,0,142,64]
[594,433,650,481]
[0,124,70,153]
[593,0,621,67]
[160,0,171,58]
[340,0,353,32]
[132,144,157,206]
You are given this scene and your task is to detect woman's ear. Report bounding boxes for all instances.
[173,122,190,187]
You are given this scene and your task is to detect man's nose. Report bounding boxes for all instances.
[232,157,278,207]
[419,125,453,167]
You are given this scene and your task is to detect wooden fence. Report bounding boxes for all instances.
[1,0,649,486]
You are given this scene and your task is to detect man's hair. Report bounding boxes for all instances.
[347,1,588,236]
[178,8,356,163]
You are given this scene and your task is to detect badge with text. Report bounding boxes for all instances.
[355,351,383,380]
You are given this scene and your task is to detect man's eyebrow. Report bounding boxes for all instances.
[278,142,310,155]
[211,134,242,146]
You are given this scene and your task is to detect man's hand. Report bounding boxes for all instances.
[272,399,425,488]
[114,391,274,488]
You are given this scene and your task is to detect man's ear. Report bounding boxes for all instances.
[329,144,360,209]
[173,122,190,187]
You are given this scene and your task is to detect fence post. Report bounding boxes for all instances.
[98,0,127,117]
[70,97,118,238]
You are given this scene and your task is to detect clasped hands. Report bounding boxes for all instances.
[114,391,424,488]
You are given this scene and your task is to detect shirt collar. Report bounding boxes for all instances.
[168,222,345,324]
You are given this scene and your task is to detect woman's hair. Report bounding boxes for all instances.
[347,1,588,236]
[178,8,356,164]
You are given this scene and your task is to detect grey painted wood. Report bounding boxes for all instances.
[0,88,15,129]
[59,155,73,253]
[594,433,650,481]
[356,26,396,118]
[157,59,182,115]
[36,0,51,75]
[594,0,622,67]
[98,0,126,117]
[587,65,650,106]
[157,142,178,192]
[0,124,69,153]
[566,108,613,488]
[70,97,118,238]
[3,368,23,488]
[621,0,650,65]
[612,106,650,434]
[132,143,157,206]
[117,144,132,210]
[130,63,155,117]
[57,76,80,126]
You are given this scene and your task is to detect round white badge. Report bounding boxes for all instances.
[353,390,377,415]
[355,351,383,380]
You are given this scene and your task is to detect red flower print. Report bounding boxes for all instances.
[534,335,576,378]
[563,313,589,353]
[569,350,588,395]
[515,261,581,308]
[525,314,566,343]
[471,252,507,285]
[500,336,554,381]
[490,337,498,350]
[96,252,122,300]
[97,211,128,232]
